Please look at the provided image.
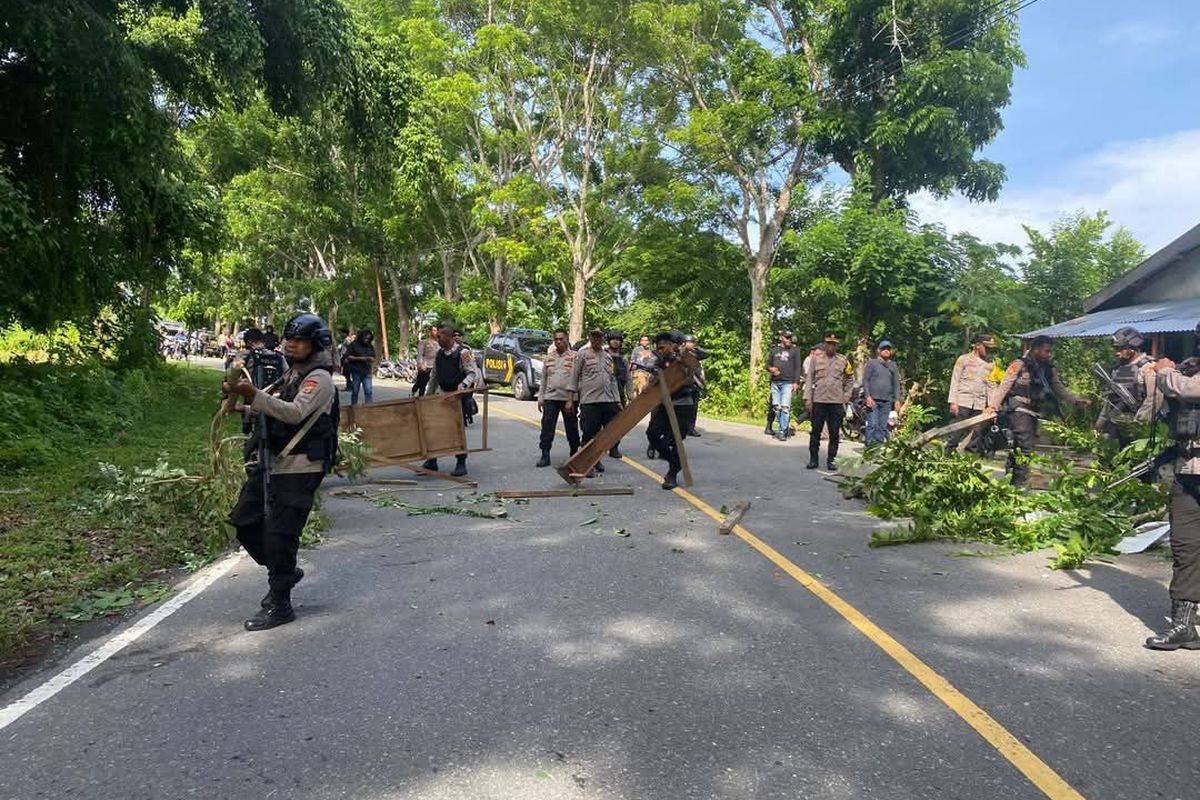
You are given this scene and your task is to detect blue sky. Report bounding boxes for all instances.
[911,0,1200,252]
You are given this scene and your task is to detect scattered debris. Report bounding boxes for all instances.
[494,487,634,499]
[1115,522,1171,554]
[718,501,751,535]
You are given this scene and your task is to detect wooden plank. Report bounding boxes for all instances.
[914,410,997,446]
[657,375,694,487]
[558,350,700,484]
[718,501,751,535]
[494,487,636,499]
[397,460,479,487]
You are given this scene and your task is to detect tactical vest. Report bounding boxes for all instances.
[1109,356,1149,411]
[265,365,339,471]
[435,345,466,391]
[1168,397,1200,440]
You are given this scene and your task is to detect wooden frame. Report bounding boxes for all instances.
[341,387,491,466]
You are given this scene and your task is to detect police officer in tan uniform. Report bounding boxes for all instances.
[946,334,1001,452]
[1147,341,1200,650]
[422,322,480,477]
[536,329,579,467]
[987,335,1091,487]
[224,313,338,631]
[569,328,620,477]
[412,324,439,397]
[805,334,853,471]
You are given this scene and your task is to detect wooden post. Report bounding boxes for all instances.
[657,375,693,487]
[374,264,391,361]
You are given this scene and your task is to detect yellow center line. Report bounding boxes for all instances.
[490,404,1084,799]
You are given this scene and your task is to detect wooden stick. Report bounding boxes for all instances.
[718,501,750,535]
[481,386,489,451]
[368,478,420,486]
[914,410,997,446]
[658,377,694,487]
[494,487,636,499]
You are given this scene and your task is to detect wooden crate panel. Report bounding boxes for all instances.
[341,392,468,464]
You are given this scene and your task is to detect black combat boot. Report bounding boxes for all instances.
[662,469,679,490]
[421,458,438,471]
[647,446,657,459]
[536,450,551,468]
[261,567,303,608]
[609,446,622,458]
[806,454,819,469]
[450,455,468,477]
[594,460,605,473]
[1145,599,1200,651]
[245,591,295,631]
[764,424,774,436]
[826,457,837,471]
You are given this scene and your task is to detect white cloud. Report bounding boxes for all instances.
[1098,19,1181,50]
[909,129,1200,252]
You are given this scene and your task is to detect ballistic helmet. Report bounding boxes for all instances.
[283,313,333,351]
[1112,326,1144,350]
[654,331,677,345]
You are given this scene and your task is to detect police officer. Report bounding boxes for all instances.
[805,334,853,471]
[569,328,620,477]
[987,335,1091,487]
[629,335,655,396]
[412,324,439,397]
[536,329,579,467]
[946,334,1001,452]
[1145,346,1200,650]
[606,330,629,458]
[681,335,705,437]
[646,332,696,490]
[1095,326,1159,446]
[422,322,480,477]
[223,313,338,631]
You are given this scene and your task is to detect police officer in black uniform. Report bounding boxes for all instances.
[606,330,628,458]
[646,332,698,490]
[1095,326,1157,446]
[224,313,338,631]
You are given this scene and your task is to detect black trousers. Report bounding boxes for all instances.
[647,403,697,472]
[1170,475,1200,602]
[946,407,984,453]
[1007,410,1038,487]
[579,402,620,447]
[808,402,843,460]
[539,399,580,452]
[412,369,431,396]
[229,470,324,594]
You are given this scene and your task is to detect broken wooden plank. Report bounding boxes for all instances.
[914,410,997,447]
[558,350,701,484]
[368,478,420,486]
[718,501,750,535]
[494,487,636,499]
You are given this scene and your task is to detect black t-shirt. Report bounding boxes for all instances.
[344,340,376,375]
[262,330,279,350]
[768,346,801,383]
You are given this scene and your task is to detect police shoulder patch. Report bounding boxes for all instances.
[301,377,320,394]
[1006,361,1022,375]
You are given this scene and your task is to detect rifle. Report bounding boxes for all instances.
[1105,445,1176,491]
[244,349,285,521]
[1092,362,1139,414]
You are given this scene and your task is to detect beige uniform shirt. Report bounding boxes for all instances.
[417,337,439,370]
[1133,357,1162,422]
[539,346,576,402]
[570,346,620,404]
[948,352,999,410]
[249,365,336,475]
[805,350,853,404]
[1158,368,1200,475]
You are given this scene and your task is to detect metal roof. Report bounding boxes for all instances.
[1020,296,1200,339]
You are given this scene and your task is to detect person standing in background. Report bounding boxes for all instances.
[537,330,580,467]
[805,334,853,471]
[946,334,1000,452]
[343,329,377,405]
[765,331,800,440]
[413,324,439,397]
[863,341,901,447]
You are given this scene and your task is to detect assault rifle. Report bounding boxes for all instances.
[1092,362,1139,414]
[245,350,286,521]
[1106,445,1177,491]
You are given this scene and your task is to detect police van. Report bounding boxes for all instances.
[478,328,552,400]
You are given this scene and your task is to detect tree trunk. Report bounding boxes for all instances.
[441,251,460,302]
[389,270,411,356]
[568,265,588,344]
[748,261,768,390]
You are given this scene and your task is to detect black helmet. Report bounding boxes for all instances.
[283,313,333,351]
[1112,326,1144,350]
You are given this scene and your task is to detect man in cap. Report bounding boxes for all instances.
[1144,341,1200,651]
[569,327,621,476]
[986,335,1091,487]
[1095,326,1159,446]
[805,334,853,470]
[863,340,902,446]
[606,330,629,457]
[536,329,579,467]
[946,334,1002,452]
[766,330,800,440]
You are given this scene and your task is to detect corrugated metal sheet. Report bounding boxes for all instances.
[1020,297,1200,339]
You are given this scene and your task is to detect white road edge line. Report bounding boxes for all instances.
[0,550,245,733]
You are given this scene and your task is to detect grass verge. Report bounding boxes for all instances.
[0,363,238,667]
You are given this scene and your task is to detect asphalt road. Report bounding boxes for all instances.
[1,374,1196,800]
